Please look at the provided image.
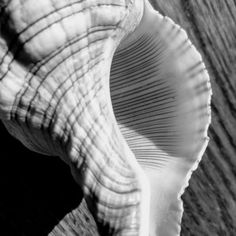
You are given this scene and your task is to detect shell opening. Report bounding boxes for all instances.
[109,1,211,235]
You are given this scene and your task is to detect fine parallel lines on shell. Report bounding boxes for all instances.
[109,0,211,235]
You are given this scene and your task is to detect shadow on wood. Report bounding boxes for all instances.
[151,0,236,235]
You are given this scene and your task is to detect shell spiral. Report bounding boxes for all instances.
[0,0,211,235]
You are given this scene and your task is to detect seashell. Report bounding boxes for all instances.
[0,0,211,235]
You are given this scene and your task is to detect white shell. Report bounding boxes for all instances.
[0,0,211,235]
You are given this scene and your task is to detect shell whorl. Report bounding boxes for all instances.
[0,0,211,235]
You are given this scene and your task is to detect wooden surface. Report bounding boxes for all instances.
[0,0,236,235]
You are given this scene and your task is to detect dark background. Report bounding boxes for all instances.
[0,122,83,236]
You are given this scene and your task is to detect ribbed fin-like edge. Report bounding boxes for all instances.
[110,0,211,235]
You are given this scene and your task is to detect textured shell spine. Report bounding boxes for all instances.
[0,0,149,235]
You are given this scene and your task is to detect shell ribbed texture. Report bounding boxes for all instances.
[0,0,140,152]
[0,1,148,235]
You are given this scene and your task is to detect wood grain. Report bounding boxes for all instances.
[0,0,236,235]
